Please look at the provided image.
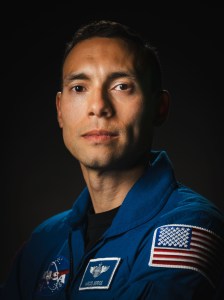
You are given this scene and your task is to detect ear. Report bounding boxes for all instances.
[153,90,170,126]
[56,92,63,128]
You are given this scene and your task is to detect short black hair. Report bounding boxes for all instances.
[62,20,162,94]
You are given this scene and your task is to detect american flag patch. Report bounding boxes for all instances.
[149,224,224,287]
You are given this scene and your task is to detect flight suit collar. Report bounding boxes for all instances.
[66,150,177,236]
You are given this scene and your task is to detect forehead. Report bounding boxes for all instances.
[63,37,138,75]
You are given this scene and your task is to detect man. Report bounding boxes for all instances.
[1,19,224,299]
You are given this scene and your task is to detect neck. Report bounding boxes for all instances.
[80,158,150,213]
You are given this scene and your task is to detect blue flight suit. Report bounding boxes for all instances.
[1,151,224,299]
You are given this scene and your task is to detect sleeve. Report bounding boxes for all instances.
[114,268,220,300]
[115,221,224,300]
[115,273,216,300]
[0,242,26,300]
[0,212,71,299]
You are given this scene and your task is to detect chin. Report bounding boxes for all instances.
[79,153,121,171]
[82,159,113,170]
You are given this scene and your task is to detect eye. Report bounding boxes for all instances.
[115,83,129,91]
[72,85,85,92]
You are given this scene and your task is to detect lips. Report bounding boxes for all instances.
[81,130,118,142]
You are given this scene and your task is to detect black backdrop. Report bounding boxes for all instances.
[2,6,224,283]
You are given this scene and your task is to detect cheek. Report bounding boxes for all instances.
[123,102,145,131]
[128,105,153,141]
[61,101,83,129]
[60,108,81,150]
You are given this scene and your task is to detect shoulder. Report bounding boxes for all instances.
[157,183,224,240]
[149,187,224,290]
[172,183,223,219]
[20,209,73,263]
[33,209,72,234]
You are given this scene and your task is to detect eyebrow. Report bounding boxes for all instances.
[63,71,137,84]
[107,71,137,81]
[63,73,89,83]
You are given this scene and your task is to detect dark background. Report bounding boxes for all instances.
[2,6,223,283]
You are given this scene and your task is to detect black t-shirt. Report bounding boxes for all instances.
[85,205,120,251]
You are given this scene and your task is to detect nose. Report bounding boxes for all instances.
[88,89,114,118]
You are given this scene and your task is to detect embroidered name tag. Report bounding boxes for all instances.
[79,257,121,290]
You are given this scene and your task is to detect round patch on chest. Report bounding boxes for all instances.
[36,255,70,296]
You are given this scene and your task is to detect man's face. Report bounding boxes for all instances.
[56,37,155,170]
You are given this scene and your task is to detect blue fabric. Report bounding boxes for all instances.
[1,151,224,299]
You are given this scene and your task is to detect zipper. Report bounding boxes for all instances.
[66,234,106,298]
[65,230,73,300]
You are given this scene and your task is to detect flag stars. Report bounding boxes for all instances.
[156,226,192,248]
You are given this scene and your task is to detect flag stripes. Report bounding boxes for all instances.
[149,224,224,287]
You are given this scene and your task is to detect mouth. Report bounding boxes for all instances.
[81,130,118,142]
